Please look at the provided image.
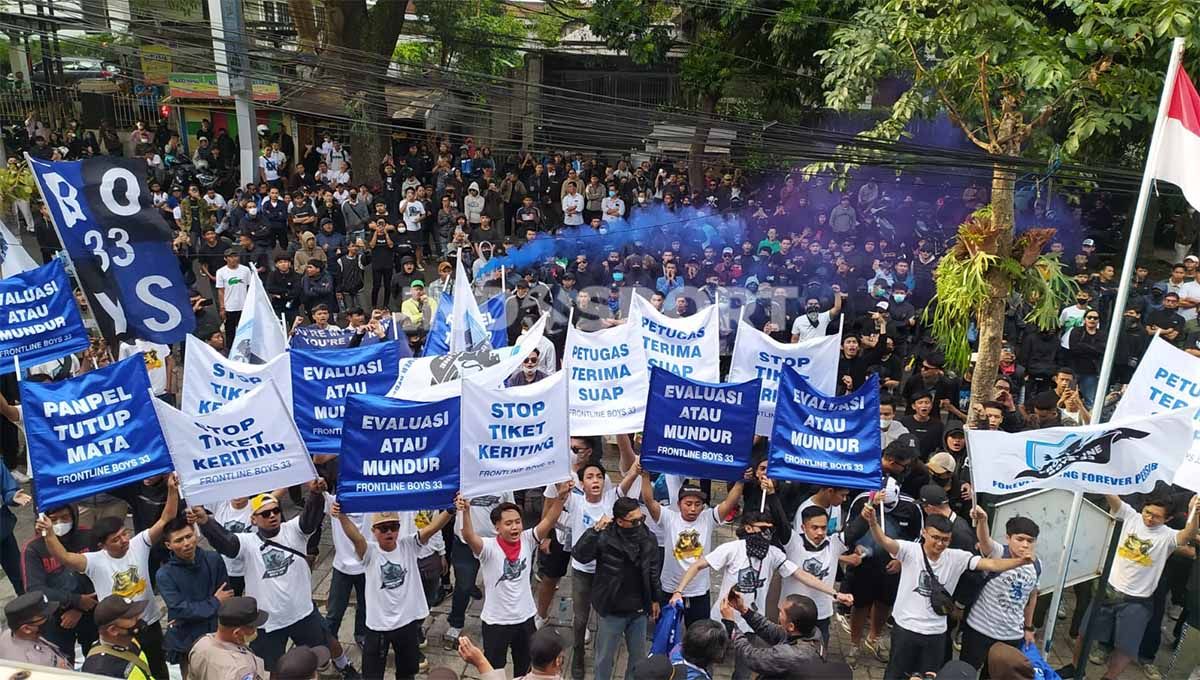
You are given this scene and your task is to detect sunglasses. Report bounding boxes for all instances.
[570,446,591,454]
[1085,315,1100,320]
[617,516,645,527]
[254,507,281,518]
[374,523,400,534]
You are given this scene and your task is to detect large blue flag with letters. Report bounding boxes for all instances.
[22,353,174,511]
[640,366,758,481]
[28,156,194,345]
[0,259,90,374]
[768,369,883,490]
[337,393,460,513]
[291,341,401,454]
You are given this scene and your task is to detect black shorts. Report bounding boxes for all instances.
[537,532,570,579]
[849,560,900,606]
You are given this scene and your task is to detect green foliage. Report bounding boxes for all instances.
[412,0,527,77]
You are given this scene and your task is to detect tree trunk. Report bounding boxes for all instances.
[969,164,1017,416]
[688,93,718,198]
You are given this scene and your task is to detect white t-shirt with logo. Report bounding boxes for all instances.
[890,540,979,635]
[966,541,1041,640]
[118,341,170,395]
[1108,502,1181,598]
[326,493,371,576]
[400,200,426,232]
[233,518,314,631]
[565,487,620,573]
[259,152,285,182]
[658,507,721,597]
[782,532,846,620]
[705,540,797,633]
[790,311,832,343]
[212,501,254,577]
[362,536,428,631]
[476,527,543,625]
[216,265,252,312]
[83,530,162,624]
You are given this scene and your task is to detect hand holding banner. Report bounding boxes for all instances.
[337,394,460,513]
[291,341,401,453]
[0,259,90,373]
[460,370,571,497]
[640,366,758,481]
[768,370,883,491]
[22,353,174,511]
[154,382,316,506]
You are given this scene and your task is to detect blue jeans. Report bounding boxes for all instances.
[1078,374,1098,409]
[325,568,367,640]
[448,536,479,629]
[594,612,647,680]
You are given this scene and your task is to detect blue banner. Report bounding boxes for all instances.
[0,260,90,374]
[289,320,410,355]
[21,353,174,511]
[768,370,883,491]
[422,292,508,356]
[291,342,401,453]
[337,394,460,512]
[640,366,758,481]
[29,156,195,345]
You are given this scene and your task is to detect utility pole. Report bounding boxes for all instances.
[209,0,257,187]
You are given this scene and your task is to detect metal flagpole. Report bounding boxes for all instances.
[1043,37,1188,654]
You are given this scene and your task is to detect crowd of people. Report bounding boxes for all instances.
[0,116,1196,680]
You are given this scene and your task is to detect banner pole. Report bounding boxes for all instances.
[1044,37,1187,656]
[23,153,105,335]
[392,312,399,341]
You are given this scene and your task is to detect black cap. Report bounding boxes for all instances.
[217,596,269,628]
[4,591,58,628]
[94,595,149,626]
[274,646,331,680]
[678,486,707,502]
[919,484,950,506]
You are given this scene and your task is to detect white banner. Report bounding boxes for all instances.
[391,315,546,402]
[966,407,1197,495]
[181,335,293,415]
[565,320,649,435]
[628,293,720,382]
[460,369,571,497]
[153,382,317,506]
[0,217,38,277]
[1113,335,1200,491]
[726,323,841,436]
[230,272,287,364]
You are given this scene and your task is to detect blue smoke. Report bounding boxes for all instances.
[479,203,746,275]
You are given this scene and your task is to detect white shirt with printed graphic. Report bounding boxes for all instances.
[362,535,428,631]
[476,527,543,625]
[781,532,847,620]
[657,507,721,597]
[83,530,161,624]
[705,540,796,633]
[233,518,314,632]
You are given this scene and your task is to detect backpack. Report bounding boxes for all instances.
[955,545,1042,614]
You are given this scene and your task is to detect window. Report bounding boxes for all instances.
[262,0,291,24]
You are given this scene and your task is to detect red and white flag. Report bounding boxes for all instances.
[1154,65,1200,210]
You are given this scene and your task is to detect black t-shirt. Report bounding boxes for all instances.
[899,414,945,459]
[195,237,232,276]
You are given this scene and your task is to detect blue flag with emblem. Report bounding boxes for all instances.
[22,353,174,511]
[0,259,91,374]
[28,156,195,345]
[640,366,758,481]
[767,369,883,490]
[336,393,460,512]
[423,292,508,356]
[291,341,401,454]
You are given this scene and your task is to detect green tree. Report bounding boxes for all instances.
[817,0,1199,412]
[413,0,527,78]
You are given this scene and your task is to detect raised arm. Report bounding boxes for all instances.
[715,480,745,520]
[331,501,368,561]
[189,506,242,559]
[861,499,899,558]
[1104,494,1123,515]
[618,459,641,498]
[971,505,994,556]
[32,516,88,573]
[639,468,662,523]
[668,555,710,605]
[144,474,180,545]
[455,494,484,555]
[298,478,327,535]
[418,510,452,545]
[0,392,20,424]
[535,482,570,541]
[616,433,637,476]
[1178,495,1199,546]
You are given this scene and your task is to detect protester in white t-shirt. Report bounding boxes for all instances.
[960,507,1041,673]
[457,483,569,676]
[636,465,744,627]
[332,503,452,680]
[118,339,174,399]
[36,473,180,680]
[860,500,1029,680]
[1065,494,1199,680]
[783,504,868,648]
[790,293,843,342]
[444,491,516,648]
[215,250,252,342]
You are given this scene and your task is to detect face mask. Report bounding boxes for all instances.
[608,190,616,197]
[892,294,906,303]
[745,532,771,560]
[880,417,892,429]
[241,629,258,645]
[598,227,608,235]
[806,305,821,314]
[52,521,72,537]
[1076,298,1088,305]
[247,208,257,216]
[638,197,647,204]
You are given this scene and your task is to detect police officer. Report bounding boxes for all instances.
[82,596,154,680]
[0,591,71,668]
[187,596,268,680]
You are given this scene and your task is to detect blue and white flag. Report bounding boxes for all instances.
[423,292,507,357]
[768,370,883,491]
[640,366,758,481]
[28,156,195,344]
[22,353,174,511]
[229,273,286,364]
[727,321,841,436]
[0,259,90,374]
[450,255,490,354]
[0,217,38,278]
[459,369,571,497]
[337,394,460,513]
[291,342,401,453]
